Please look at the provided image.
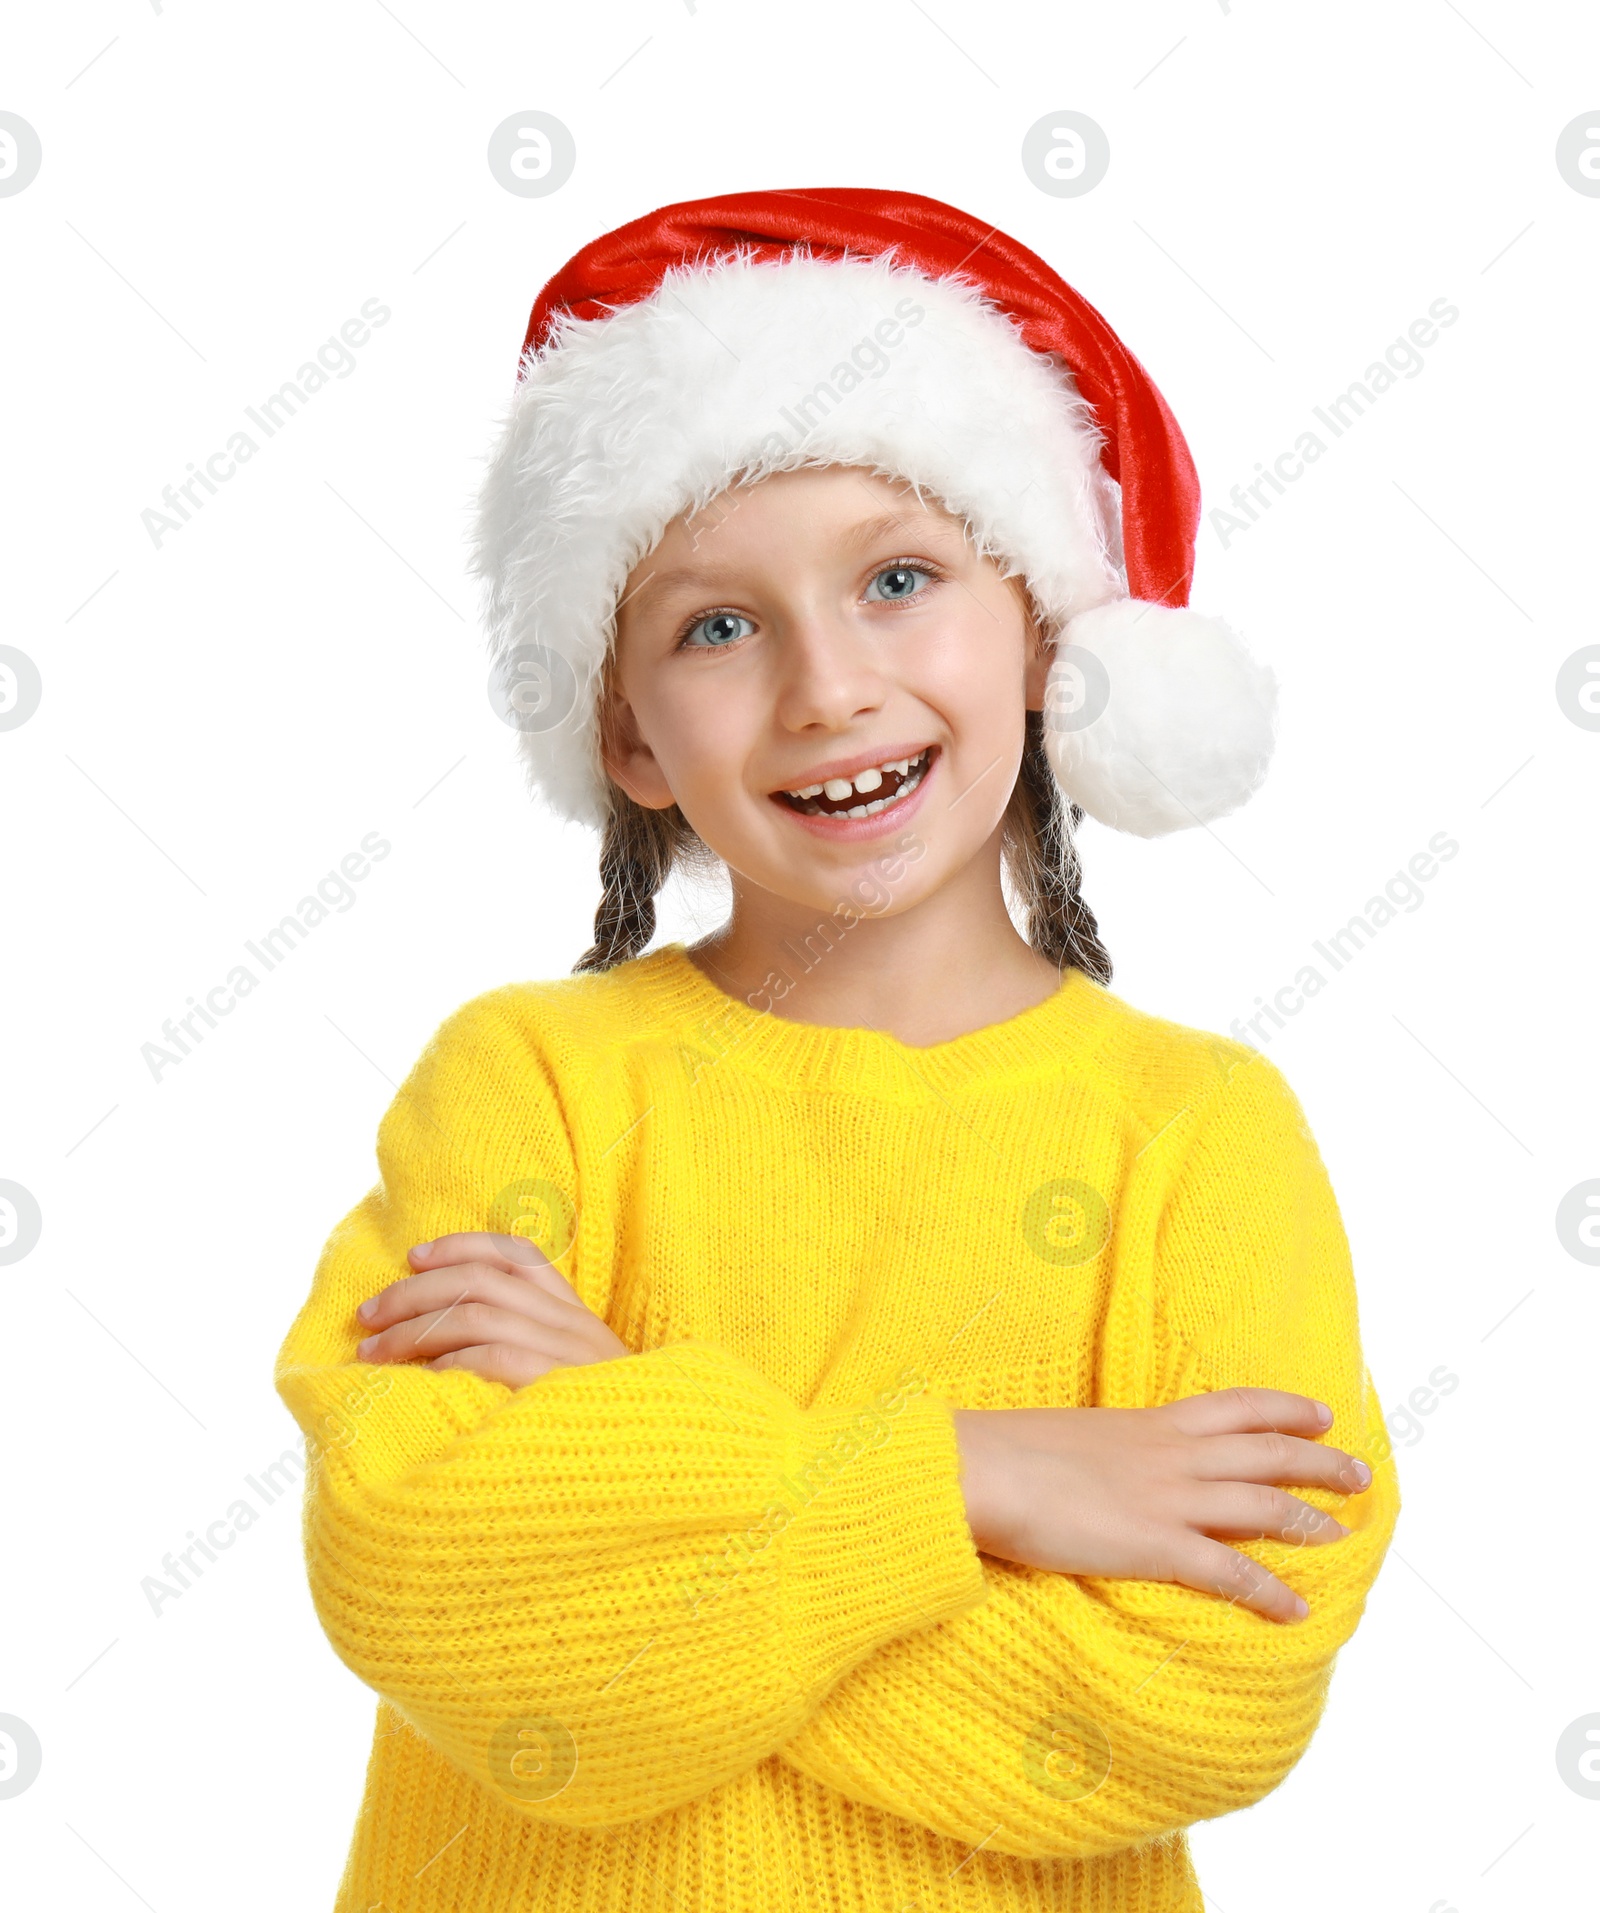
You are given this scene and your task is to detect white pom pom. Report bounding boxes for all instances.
[1041,599,1278,837]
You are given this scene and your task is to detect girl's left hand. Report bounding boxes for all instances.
[355,1231,631,1387]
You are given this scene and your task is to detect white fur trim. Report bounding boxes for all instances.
[471,248,1124,829]
[1041,600,1279,836]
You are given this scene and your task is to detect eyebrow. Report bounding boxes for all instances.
[838,509,962,555]
[622,509,964,612]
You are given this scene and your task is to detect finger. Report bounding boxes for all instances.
[1173,1535,1312,1625]
[1192,1430,1372,1496]
[426,1343,566,1388]
[359,1265,591,1336]
[1188,1483,1349,1547]
[1161,1386,1333,1441]
[358,1301,594,1368]
[408,1232,584,1305]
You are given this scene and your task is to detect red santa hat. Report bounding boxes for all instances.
[472,186,1277,836]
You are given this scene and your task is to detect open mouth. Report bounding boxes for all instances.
[774,747,935,820]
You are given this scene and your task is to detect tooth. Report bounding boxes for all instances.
[798,783,823,798]
[823,778,853,801]
[853,766,883,795]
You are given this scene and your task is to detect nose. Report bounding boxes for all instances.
[770,604,889,735]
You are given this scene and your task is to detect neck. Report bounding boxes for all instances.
[686,825,1065,1047]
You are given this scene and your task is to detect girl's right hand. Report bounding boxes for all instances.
[950,1387,1372,1625]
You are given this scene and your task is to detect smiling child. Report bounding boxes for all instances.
[275,188,1398,1913]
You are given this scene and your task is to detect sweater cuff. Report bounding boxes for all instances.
[779,1377,988,1699]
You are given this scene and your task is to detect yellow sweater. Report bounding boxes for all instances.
[275,942,1399,1913]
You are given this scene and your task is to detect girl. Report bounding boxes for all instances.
[276,188,1398,1913]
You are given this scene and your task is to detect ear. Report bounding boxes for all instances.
[598,683,677,811]
[1020,590,1054,714]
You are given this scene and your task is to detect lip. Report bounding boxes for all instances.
[771,745,940,844]
[766,740,937,797]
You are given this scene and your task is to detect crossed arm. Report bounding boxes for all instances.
[278,998,1397,1857]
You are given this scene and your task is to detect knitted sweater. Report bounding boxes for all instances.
[275,942,1399,1913]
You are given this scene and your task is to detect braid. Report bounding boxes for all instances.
[573,797,691,974]
[1005,708,1113,984]
[577,717,1110,982]
[576,651,707,973]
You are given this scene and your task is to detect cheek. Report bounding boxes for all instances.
[640,677,758,805]
[911,610,1030,735]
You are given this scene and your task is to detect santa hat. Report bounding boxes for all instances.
[472,187,1277,837]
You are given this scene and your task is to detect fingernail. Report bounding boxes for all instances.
[412,1240,433,1257]
[1291,1596,1309,1620]
[1350,1460,1372,1488]
[1315,1402,1333,1428]
[357,1335,375,1357]
[356,1298,377,1321]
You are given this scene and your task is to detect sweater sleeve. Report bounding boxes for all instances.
[274,991,988,1831]
[775,1049,1400,1860]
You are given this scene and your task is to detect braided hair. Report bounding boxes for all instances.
[574,706,1110,983]
[1003,707,1112,982]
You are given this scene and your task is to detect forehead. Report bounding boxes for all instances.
[623,468,974,611]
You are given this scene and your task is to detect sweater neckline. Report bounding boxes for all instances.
[626,941,1115,1097]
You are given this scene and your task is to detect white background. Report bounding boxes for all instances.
[3,3,1595,1907]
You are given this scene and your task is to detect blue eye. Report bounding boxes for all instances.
[866,564,932,602]
[682,611,753,649]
